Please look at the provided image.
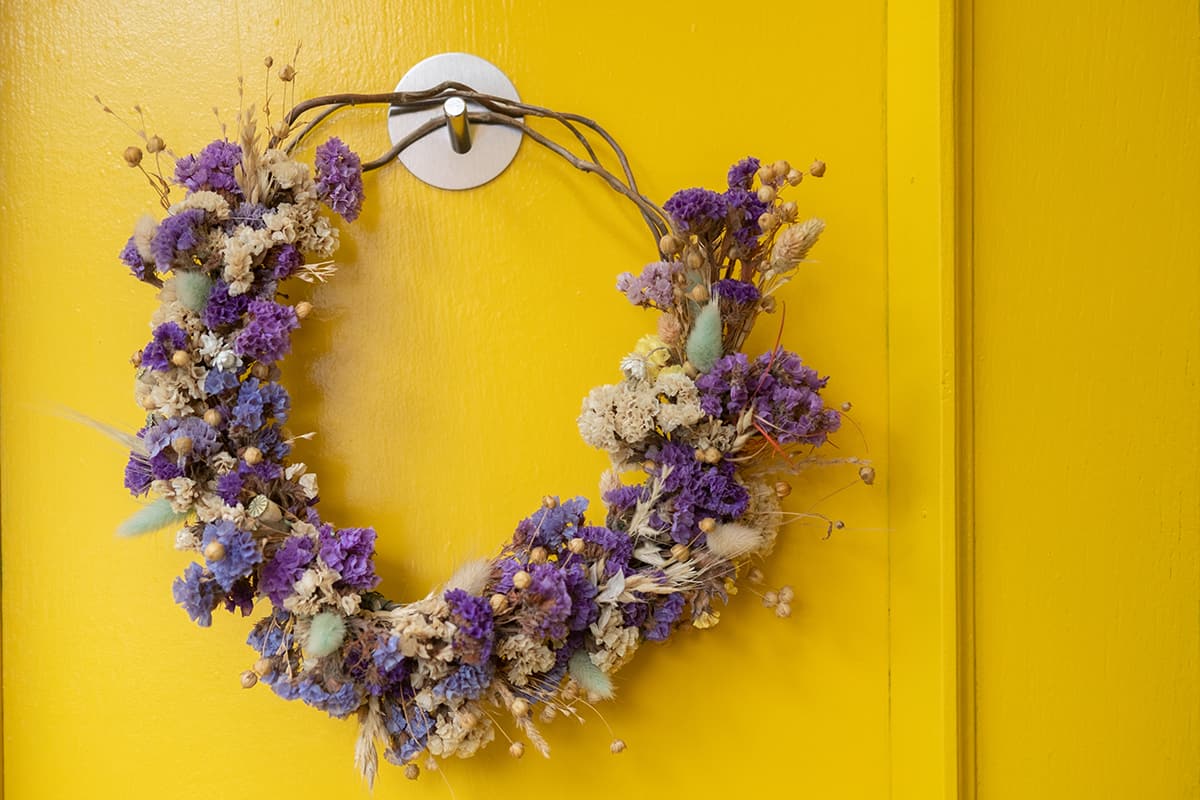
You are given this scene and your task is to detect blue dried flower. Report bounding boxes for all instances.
[643,592,685,641]
[172,562,220,627]
[433,662,493,702]
[713,278,761,306]
[513,496,589,549]
[119,235,151,281]
[201,520,262,591]
[445,588,495,664]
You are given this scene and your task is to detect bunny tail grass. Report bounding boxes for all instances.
[306,611,347,658]
[117,498,189,537]
[685,299,723,374]
[174,270,214,313]
[568,650,614,700]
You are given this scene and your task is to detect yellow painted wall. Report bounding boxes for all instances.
[1,2,894,798]
[968,0,1200,796]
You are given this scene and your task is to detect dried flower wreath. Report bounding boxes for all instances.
[106,58,871,786]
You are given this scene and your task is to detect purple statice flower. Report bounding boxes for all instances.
[204,368,240,396]
[696,352,755,418]
[749,349,841,446]
[445,589,494,664]
[215,471,244,505]
[215,459,281,506]
[384,702,434,764]
[615,261,682,309]
[318,526,380,592]
[314,137,365,222]
[172,562,220,627]
[560,560,599,632]
[203,279,251,329]
[201,520,262,591]
[621,598,650,629]
[141,322,188,372]
[724,187,769,249]
[143,415,220,458]
[230,378,288,430]
[713,278,761,306]
[235,300,299,364]
[663,187,727,234]
[268,244,302,280]
[643,592,685,641]
[150,208,207,269]
[434,662,493,702]
[649,441,750,544]
[512,496,590,549]
[520,562,573,643]
[124,452,153,495]
[174,139,243,195]
[261,535,316,605]
[119,235,152,281]
[492,556,528,594]
[149,451,184,481]
[578,525,633,578]
[249,423,291,462]
[229,201,267,229]
[603,482,644,513]
[727,156,761,190]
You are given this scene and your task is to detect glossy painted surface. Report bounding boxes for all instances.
[1,1,894,797]
[969,0,1200,796]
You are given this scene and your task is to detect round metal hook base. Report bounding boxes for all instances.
[387,53,522,190]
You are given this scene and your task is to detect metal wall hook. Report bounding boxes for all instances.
[443,97,472,154]
[386,53,522,190]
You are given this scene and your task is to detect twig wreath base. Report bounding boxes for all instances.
[107,61,871,786]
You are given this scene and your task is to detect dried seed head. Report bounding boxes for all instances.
[204,540,227,562]
[780,200,798,222]
[240,670,258,689]
[693,448,706,462]
[568,537,586,555]
[295,301,312,319]
[171,349,191,367]
[508,741,525,759]
[772,159,790,177]
[610,739,627,754]
[762,590,779,608]
[203,408,222,427]
[757,185,777,204]
[703,446,722,464]
[512,570,532,590]
[778,585,795,604]
[841,401,853,412]
[761,296,777,313]
[809,159,827,177]
[146,135,165,154]
[253,657,273,676]
[404,764,420,780]
[659,233,683,256]
[264,55,274,68]
[251,362,270,380]
[489,593,508,614]
[657,313,683,345]
[690,284,710,302]
[685,249,704,270]
[242,446,263,466]
[699,517,717,534]
[786,168,804,185]
[271,120,290,139]
[775,601,793,618]
[859,466,876,485]
[774,481,792,498]
[511,698,530,717]
[278,64,296,82]
[542,495,558,509]
[747,567,765,584]
[123,146,143,167]
[670,543,691,562]
[172,436,193,456]
[758,164,777,183]
[529,546,548,564]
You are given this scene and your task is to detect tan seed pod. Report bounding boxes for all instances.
[242,446,263,466]
[512,570,532,590]
[240,670,258,689]
[204,540,227,562]
[404,764,420,780]
[203,408,222,426]
[610,739,627,754]
[809,159,827,177]
[123,146,143,167]
[509,741,525,759]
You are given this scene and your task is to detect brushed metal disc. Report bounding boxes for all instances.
[387,53,523,190]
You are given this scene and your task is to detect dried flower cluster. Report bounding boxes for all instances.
[115,89,861,785]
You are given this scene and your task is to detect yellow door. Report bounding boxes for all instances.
[2,1,1195,799]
